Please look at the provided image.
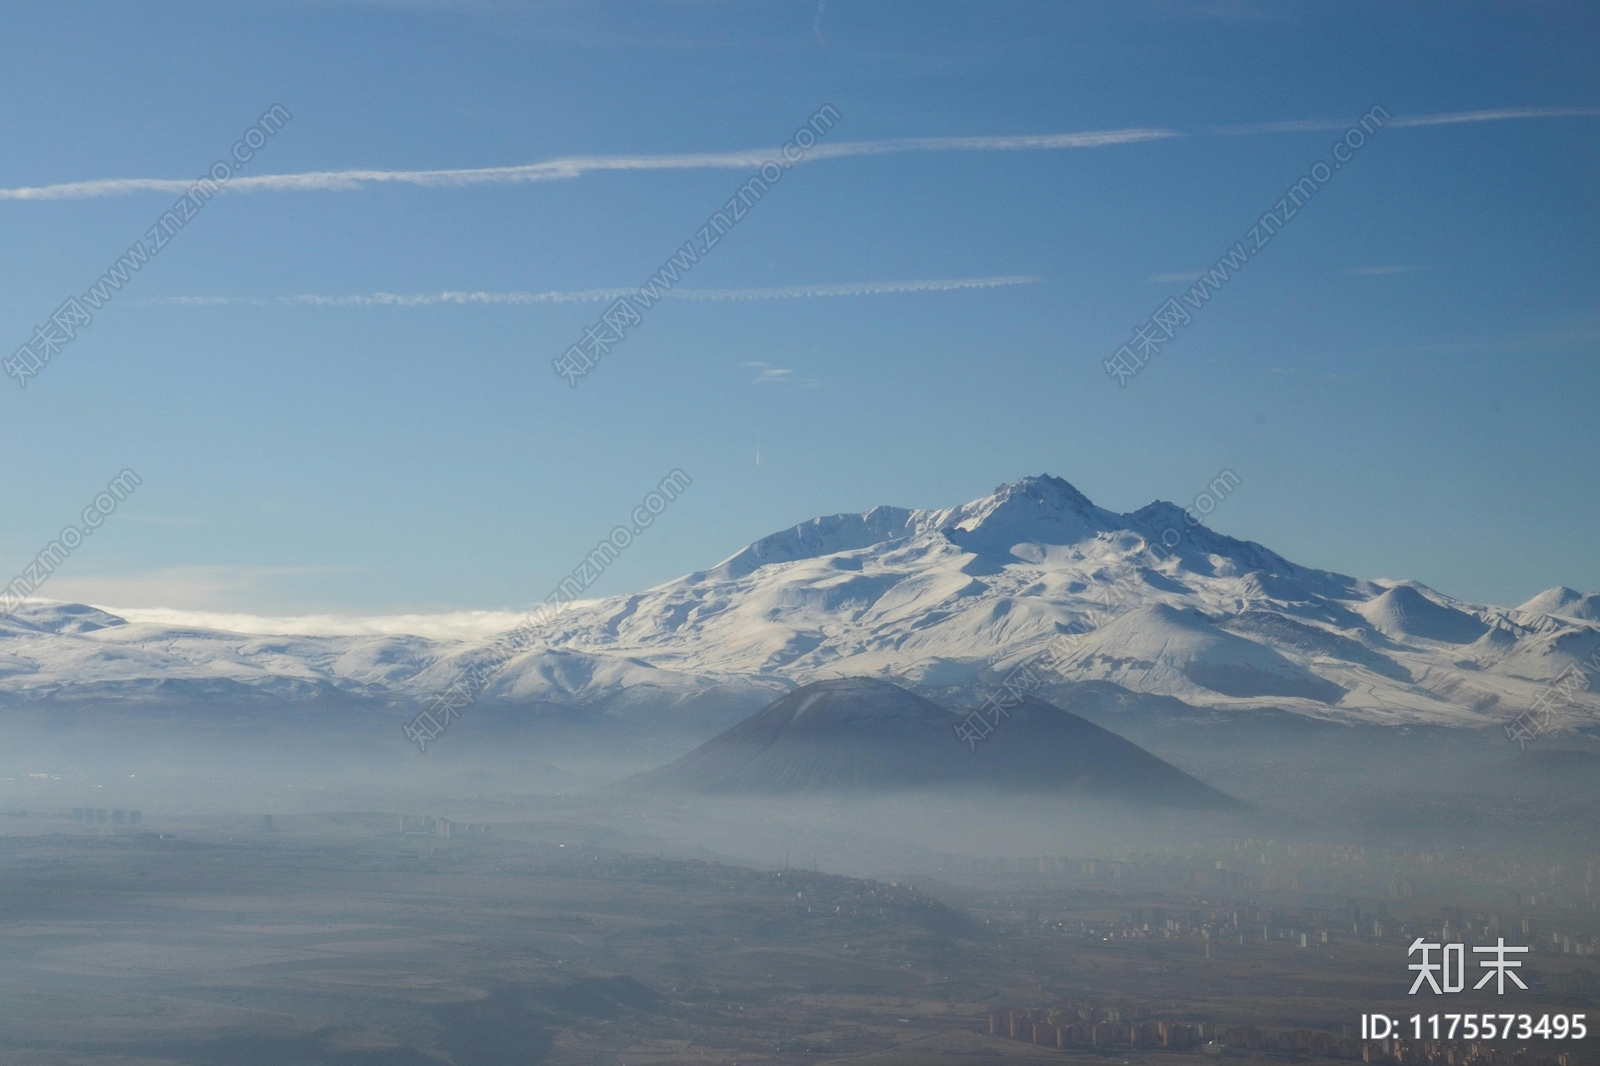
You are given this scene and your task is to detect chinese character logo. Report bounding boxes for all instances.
[1408,936,1528,994]
[1407,938,1465,994]
[1473,938,1529,993]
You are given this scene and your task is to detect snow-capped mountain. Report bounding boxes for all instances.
[3,476,1597,732]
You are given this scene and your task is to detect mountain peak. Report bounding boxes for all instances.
[1358,584,1489,644]
[702,475,1109,579]
[1517,586,1600,622]
[991,474,1097,511]
[705,505,920,580]
[935,474,1112,551]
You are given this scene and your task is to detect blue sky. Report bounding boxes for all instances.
[1,0,1596,617]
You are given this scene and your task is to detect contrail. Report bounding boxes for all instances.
[140,276,1043,308]
[1213,105,1600,135]
[1386,106,1600,128]
[666,275,1041,301]
[0,130,1177,201]
[9,107,1589,202]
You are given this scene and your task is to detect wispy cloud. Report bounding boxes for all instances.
[0,131,1177,201]
[95,604,550,641]
[1214,105,1600,135]
[1387,107,1600,128]
[122,514,205,529]
[144,289,633,308]
[742,360,796,384]
[1344,264,1413,276]
[666,275,1040,301]
[139,275,1042,308]
[44,565,357,614]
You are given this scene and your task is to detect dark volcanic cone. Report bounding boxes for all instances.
[618,677,1238,807]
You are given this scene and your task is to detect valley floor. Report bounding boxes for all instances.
[0,802,1595,1066]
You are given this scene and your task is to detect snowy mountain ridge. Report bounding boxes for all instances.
[3,475,1597,733]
